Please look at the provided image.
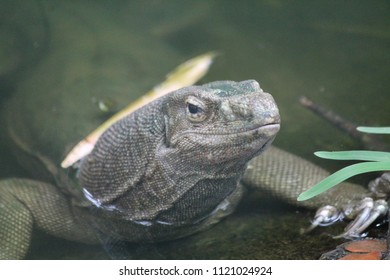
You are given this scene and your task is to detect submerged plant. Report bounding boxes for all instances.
[298,126,390,201]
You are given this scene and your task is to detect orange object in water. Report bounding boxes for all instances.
[339,251,382,260]
[337,239,387,260]
[344,239,386,253]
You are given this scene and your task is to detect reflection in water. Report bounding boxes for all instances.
[0,0,389,259]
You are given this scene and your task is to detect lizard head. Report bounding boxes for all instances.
[162,80,280,166]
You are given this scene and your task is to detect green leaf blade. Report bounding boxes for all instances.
[357,126,390,134]
[297,161,390,201]
[314,150,390,162]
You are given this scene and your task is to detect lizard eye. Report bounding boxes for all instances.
[186,97,207,122]
[188,103,200,114]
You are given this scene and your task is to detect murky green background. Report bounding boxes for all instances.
[0,0,389,259]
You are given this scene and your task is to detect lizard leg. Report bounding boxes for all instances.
[0,178,98,259]
[243,146,387,236]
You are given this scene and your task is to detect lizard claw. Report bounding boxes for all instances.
[303,205,341,233]
[336,198,388,238]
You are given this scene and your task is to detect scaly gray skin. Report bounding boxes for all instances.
[0,80,372,259]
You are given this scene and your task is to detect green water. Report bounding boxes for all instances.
[0,0,389,259]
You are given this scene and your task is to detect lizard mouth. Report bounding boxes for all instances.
[198,122,280,136]
[171,121,280,140]
[189,122,280,140]
[169,122,280,163]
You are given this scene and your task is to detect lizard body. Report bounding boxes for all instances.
[0,80,279,258]
[0,80,373,259]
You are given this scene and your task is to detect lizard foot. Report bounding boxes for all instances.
[305,172,390,238]
[306,197,388,238]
